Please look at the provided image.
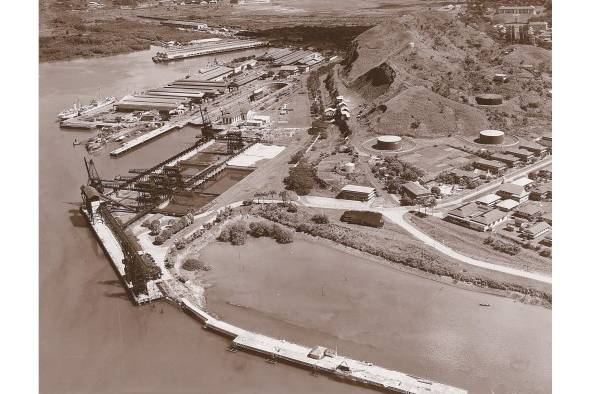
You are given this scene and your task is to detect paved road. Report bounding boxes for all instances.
[437,157,552,209]
[296,196,552,284]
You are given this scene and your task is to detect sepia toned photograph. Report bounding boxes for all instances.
[6,0,579,393]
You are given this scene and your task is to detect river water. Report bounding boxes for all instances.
[40,48,551,394]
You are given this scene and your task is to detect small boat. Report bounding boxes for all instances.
[72,139,81,146]
[479,303,491,307]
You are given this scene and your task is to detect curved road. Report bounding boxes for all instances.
[295,195,552,284]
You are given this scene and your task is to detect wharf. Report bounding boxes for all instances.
[180,299,467,394]
[153,40,268,63]
[110,123,180,157]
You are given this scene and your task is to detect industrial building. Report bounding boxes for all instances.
[475,193,501,207]
[401,182,431,202]
[152,39,269,63]
[490,153,520,167]
[506,148,535,162]
[496,199,520,212]
[221,108,247,125]
[497,5,537,15]
[478,129,505,144]
[115,95,191,113]
[519,141,548,156]
[474,159,506,174]
[446,202,509,232]
[228,71,266,90]
[337,185,376,202]
[191,66,234,82]
[375,135,402,150]
[496,183,529,203]
[523,221,551,240]
[514,203,543,222]
[340,211,384,228]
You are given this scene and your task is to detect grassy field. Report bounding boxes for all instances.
[407,213,552,274]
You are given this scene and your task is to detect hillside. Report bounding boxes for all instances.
[341,10,551,138]
[370,86,490,137]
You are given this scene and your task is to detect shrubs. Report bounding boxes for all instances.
[539,248,552,258]
[218,221,248,246]
[247,221,294,244]
[484,236,521,255]
[182,258,211,272]
[219,220,294,245]
[311,214,329,224]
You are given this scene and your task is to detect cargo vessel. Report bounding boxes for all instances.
[57,96,116,121]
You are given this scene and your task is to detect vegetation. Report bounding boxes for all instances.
[218,221,249,246]
[252,204,550,304]
[372,157,425,194]
[40,17,210,62]
[182,258,211,272]
[311,214,329,224]
[484,236,521,256]
[284,162,321,195]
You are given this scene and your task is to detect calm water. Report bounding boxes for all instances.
[40,49,551,394]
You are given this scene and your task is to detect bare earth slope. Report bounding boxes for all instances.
[342,11,552,138]
[373,86,490,136]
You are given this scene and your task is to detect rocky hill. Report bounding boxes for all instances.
[341,10,551,137]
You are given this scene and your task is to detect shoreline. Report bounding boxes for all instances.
[249,205,552,307]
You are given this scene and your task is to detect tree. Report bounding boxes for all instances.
[422,196,437,215]
[283,163,318,195]
[431,186,441,197]
[280,190,298,203]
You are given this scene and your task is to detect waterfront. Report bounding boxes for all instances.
[40,49,550,394]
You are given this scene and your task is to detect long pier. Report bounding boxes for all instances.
[82,194,468,393]
[153,39,268,63]
[180,299,467,394]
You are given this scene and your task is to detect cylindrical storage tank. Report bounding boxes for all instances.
[343,162,355,173]
[475,94,503,105]
[479,129,505,144]
[376,135,402,150]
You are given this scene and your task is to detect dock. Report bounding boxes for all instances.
[153,39,268,63]
[179,299,467,394]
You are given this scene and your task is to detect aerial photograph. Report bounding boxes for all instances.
[35,0,557,393]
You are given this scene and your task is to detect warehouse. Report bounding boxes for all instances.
[401,182,431,202]
[496,199,520,212]
[497,5,536,15]
[340,211,384,228]
[337,185,376,202]
[476,193,501,207]
[228,71,266,89]
[474,159,506,174]
[115,95,190,113]
[496,183,529,203]
[506,148,535,162]
[470,209,509,232]
[490,153,520,167]
[221,108,247,125]
[523,221,551,240]
[514,202,543,221]
[186,66,234,82]
[519,141,548,156]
